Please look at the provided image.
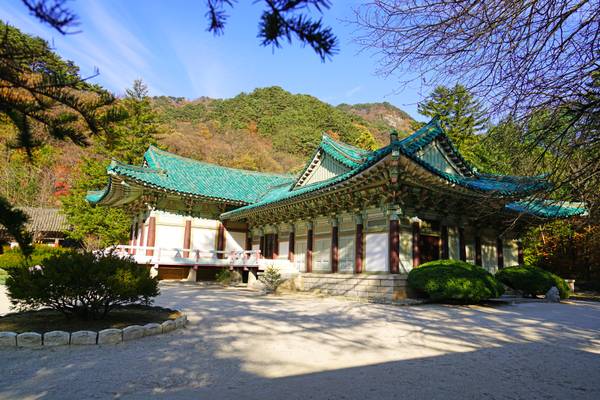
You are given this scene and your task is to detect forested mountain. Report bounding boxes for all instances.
[0,86,414,208]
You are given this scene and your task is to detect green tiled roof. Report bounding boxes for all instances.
[89,119,584,220]
[88,146,294,205]
[505,200,587,218]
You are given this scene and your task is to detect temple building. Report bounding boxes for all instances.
[87,119,585,290]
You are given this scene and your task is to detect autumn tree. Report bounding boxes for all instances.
[355,0,600,217]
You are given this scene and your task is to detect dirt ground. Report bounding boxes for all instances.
[1,282,599,399]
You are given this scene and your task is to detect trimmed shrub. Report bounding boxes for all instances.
[496,265,571,299]
[6,251,159,320]
[0,245,68,271]
[408,259,505,304]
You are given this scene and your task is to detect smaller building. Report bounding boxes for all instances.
[0,207,70,249]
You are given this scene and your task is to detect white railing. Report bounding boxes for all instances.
[111,245,299,274]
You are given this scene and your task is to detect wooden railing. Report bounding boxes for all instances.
[112,245,261,267]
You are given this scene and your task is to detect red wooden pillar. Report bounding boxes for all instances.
[441,225,449,259]
[245,234,252,251]
[145,216,156,256]
[288,230,295,262]
[496,237,504,269]
[131,222,139,255]
[475,235,482,266]
[412,219,421,267]
[217,222,225,259]
[355,218,364,274]
[389,217,400,274]
[183,220,192,258]
[331,220,339,273]
[306,224,313,273]
[459,227,467,262]
[273,233,279,259]
[259,233,265,259]
[517,240,524,265]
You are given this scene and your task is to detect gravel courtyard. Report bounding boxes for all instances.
[1,282,599,400]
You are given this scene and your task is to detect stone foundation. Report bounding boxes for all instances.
[292,273,412,303]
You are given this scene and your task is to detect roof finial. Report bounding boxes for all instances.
[390,129,399,144]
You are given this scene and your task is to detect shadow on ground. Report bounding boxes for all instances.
[1,283,599,399]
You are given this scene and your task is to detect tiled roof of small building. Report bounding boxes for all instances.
[19,207,69,233]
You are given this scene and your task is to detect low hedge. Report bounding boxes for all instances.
[496,265,570,299]
[0,246,68,271]
[408,259,505,304]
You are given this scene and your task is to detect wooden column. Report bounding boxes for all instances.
[389,214,400,274]
[245,234,252,251]
[355,216,364,274]
[145,216,156,256]
[273,233,279,260]
[441,225,449,259]
[183,220,192,258]
[217,222,225,259]
[306,223,313,273]
[412,218,421,267]
[458,227,466,262]
[517,240,524,265]
[496,237,504,269]
[475,235,482,266]
[131,222,139,255]
[259,233,265,259]
[288,230,295,262]
[331,219,339,273]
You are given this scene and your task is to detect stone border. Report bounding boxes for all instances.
[0,314,187,348]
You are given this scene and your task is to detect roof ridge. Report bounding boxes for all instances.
[145,146,293,179]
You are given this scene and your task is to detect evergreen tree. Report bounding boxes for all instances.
[61,80,161,250]
[418,84,487,164]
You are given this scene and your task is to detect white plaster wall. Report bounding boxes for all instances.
[504,240,520,267]
[155,224,184,252]
[482,237,497,273]
[191,227,216,253]
[365,232,388,272]
[313,237,331,272]
[278,240,289,259]
[338,235,355,273]
[225,231,246,252]
[399,228,412,274]
[295,240,307,272]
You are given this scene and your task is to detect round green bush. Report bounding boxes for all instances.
[6,251,159,320]
[496,265,570,299]
[408,259,505,304]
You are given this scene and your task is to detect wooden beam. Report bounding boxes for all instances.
[459,227,466,262]
[331,221,339,273]
[412,219,420,267]
[496,237,504,269]
[306,225,314,273]
[441,225,449,259]
[355,217,364,274]
[145,216,156,256]
[389,217,400,274]
[183,219,191,258]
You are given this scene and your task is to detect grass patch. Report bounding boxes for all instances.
[0,305,181,333]
[0,268,7,285]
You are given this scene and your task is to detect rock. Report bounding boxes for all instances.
[161,319,176,333]
[545,286,561,302]
[122,325,145,341]
[70,330,97,345]
[97,328,122,344]
[0,332,17,347]
[175,315,187,329]
[43,331,70,346]
[17,332,42,347]
[143,323,162,336]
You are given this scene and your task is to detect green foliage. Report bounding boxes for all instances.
[0,245,67,271]
[6,251,159,320]
[407,259,504,304]
[60,158,130,250]
[215,268,241,286]
[0,197,32,256]
[496,265,571,299]
[259,265,283,294]
[418,84,487,165]
[0,268,7,285]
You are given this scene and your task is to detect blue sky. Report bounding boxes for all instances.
[1,0,427,119]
